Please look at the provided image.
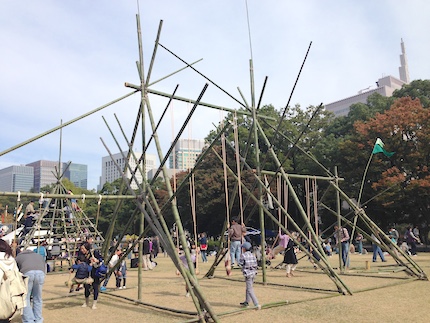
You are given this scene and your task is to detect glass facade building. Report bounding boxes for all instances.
[0,165,34,192]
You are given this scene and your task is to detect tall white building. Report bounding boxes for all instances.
[169,139,205,171]
[99,151,157,190]
[325,39,410,117]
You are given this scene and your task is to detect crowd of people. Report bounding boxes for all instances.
[1,197,427,320]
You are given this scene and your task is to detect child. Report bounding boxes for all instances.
[116,256,127,289]
[283,236,298,277]
[179,247,196,297]
[239,242,260,310]
[69,255,92,293]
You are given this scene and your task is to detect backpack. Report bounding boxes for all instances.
[95,262,107,278]
[0,262,28,320]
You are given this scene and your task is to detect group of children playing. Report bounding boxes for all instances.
[69,248,127,293]
[69,239,261,311]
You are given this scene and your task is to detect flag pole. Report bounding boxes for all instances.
[357,152,374,207]
[348,144,374,266]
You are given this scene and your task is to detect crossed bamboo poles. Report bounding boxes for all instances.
[1,12,427,322]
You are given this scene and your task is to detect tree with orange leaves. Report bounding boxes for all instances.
[354,96,430,229]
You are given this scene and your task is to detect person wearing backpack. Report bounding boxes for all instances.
[15,247,45,323]
[0,239,27,322]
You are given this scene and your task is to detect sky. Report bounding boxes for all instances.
[1,0,429,190]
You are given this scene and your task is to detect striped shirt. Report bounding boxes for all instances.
[239,251,258,278]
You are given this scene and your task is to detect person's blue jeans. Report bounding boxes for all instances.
[201,250,207,262]
[372,244,386,261]
[356,241,363,254]
[23,270,45,323]
[230,240,241,265]
[85,276,100,300]
[341,242,349,267]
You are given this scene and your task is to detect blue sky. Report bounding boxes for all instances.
[1,1,429,190]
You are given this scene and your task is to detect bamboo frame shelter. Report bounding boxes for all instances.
[1,11,428,323]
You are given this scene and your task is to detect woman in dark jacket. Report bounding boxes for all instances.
[79,242,102,309]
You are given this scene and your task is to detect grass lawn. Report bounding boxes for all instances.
[40,251,430,322]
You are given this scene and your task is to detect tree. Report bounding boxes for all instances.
[354,97,430,228]
[393,79,430,108]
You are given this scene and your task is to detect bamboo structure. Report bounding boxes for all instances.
[1,9,428,322]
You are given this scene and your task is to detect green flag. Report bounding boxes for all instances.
[372,138,394,157]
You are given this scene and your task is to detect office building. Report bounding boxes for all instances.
[147,167,177,181]
[0,165,34,192]
[325,39,410,117]
[24,160,88,192]
[169,139,205,171]
[26,160,59,192]
[99,151,157,190]
[63,162,88,189]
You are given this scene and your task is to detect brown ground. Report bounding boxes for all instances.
[39,251,430,323]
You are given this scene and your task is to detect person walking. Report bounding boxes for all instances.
[152,236,159,259]
[282,234,298,277]
[199,232,208,263]
[388,226,400,256]
[15,248,46,323]
[371,231,386,262]
[142,238,153,270]
[116,255,127,289]
[239,241,260,310]
[355,232,364,254]
[405,227,420,256]
[101,248,121,291]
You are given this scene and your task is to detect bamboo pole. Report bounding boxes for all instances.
[142,90,219,321]
[125,83,277,121]
[0,192,136,200]
[247,57,267,283]
[255,120,336,271]
[0,91,137,158]
[100,140,213,322]
[334,167,344,272]
[329,182,427,279]
[261,170,343,181]
[210,147,352,295]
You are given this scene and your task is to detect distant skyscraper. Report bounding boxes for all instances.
[399,38,410,83]
[99,151,157,190]
[169,139,205,171]
[63,162,88,189]
[325,39,410,117]
[0,165,34,192]
[26,160,59,192]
